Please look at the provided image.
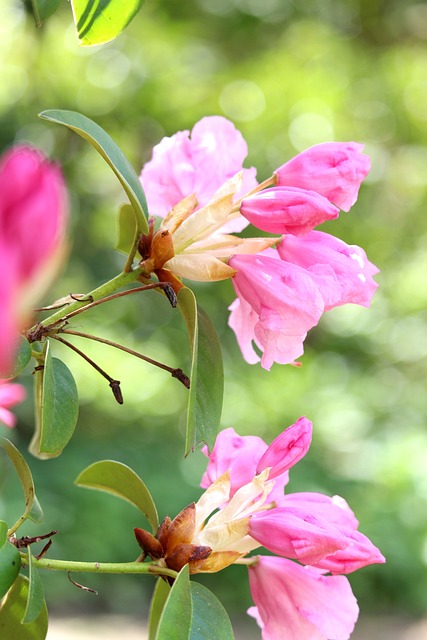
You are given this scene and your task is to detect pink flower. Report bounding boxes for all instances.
[140,116,257,224]
[229,252,325,369]
[240,187,339,236]
[0,380,26,428]
[198,421,384,639]
[275,142,370,212]
[247,556,359,640]
[0,145,67,376]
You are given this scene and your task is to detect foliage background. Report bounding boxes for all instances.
[1,0,427,632]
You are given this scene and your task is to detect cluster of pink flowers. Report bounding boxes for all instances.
[0,144,67,427]
[140,117,379,369]
[199,420,385,640]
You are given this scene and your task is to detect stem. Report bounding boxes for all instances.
[25,554,178,580]
[233,557,259,567]
[60,329,190,389]
[33,269,145,331]
[123,226,141,273]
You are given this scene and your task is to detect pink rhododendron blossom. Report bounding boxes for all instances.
[197,420,384,639]
[139,117,377,366]
[229,252,325,369]
[247,556,359,640]
[240,186,339,236]
[0,145,67,377]
[0,380,26,428]
[140,116,257,220]
[275,142,370,212]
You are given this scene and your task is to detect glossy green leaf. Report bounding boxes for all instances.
[10,337,32,378]
[22,551,45,624]
[189,582,234,639]
[148,578,171,640]
[70,0,145,46]
[0,439,43,529]
[117,203,138,255]
[31,0,62,26]
[0,575,48,639]
[29,342,79,459]
[155,565,192,640]
[178,288,224,455]
[155,567,234,640]
[0,541,21,599]
[75,460,159,533]
[39,110,148,234]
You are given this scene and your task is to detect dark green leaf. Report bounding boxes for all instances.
[178,288,224,455]
[70,0,145,46]
[0,575,48,639]
[0,439,43,529]
[155,565,192,640]
[39,110,148,234]
[22,551,45,624]
[148,578,171,640]
[189,582,234,639]
[0,541,21,599]
[10,337,32,378]
[29,342,79,459]
[31,0,62,26]
[117,203,138,255]
[75,460,159,533]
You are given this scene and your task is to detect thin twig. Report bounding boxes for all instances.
[50,335,124,404]
[60,329,190,389]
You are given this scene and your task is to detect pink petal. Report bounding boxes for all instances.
[313,529,386,575]
[229,252,325,370]
[248,556,359,640]
[200,427,268,499]
[275,142,370,212]
[257,417,312,478]
[0,380,26,428]
[240,187,339,236]
[249,507,348,564]
[140,116,257,217]
[278,230,379,310]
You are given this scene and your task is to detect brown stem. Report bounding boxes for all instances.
[60,329,190,389]
[50,335,124,404]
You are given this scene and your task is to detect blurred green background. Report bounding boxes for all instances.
[1,0,427,634]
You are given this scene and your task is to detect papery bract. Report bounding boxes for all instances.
[275,142,370,212]
[248,556,359,640]
[0,145,67,376]
[0,380,26,428]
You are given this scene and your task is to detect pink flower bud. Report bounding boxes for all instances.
[0,145,67,376]
[275,142,370,211]
[240,186,339,236]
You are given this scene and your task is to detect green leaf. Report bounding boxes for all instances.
[155,565,192,640]
[29,342,79,459]
[0,575,48,639]
[155,567,234,640]
[39,110,148,234]
[0,521,8,546]
[189,582,234,639]
[0,541,21,599]
[75,460,159,533]
[22,551,45,625]
[10,337,32,378]
[148,579,171,640]
[70,0,145,46]
[117,203,138,255]
[178,288,224,455]
[0,439,44,529]
[31,0,62,27]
